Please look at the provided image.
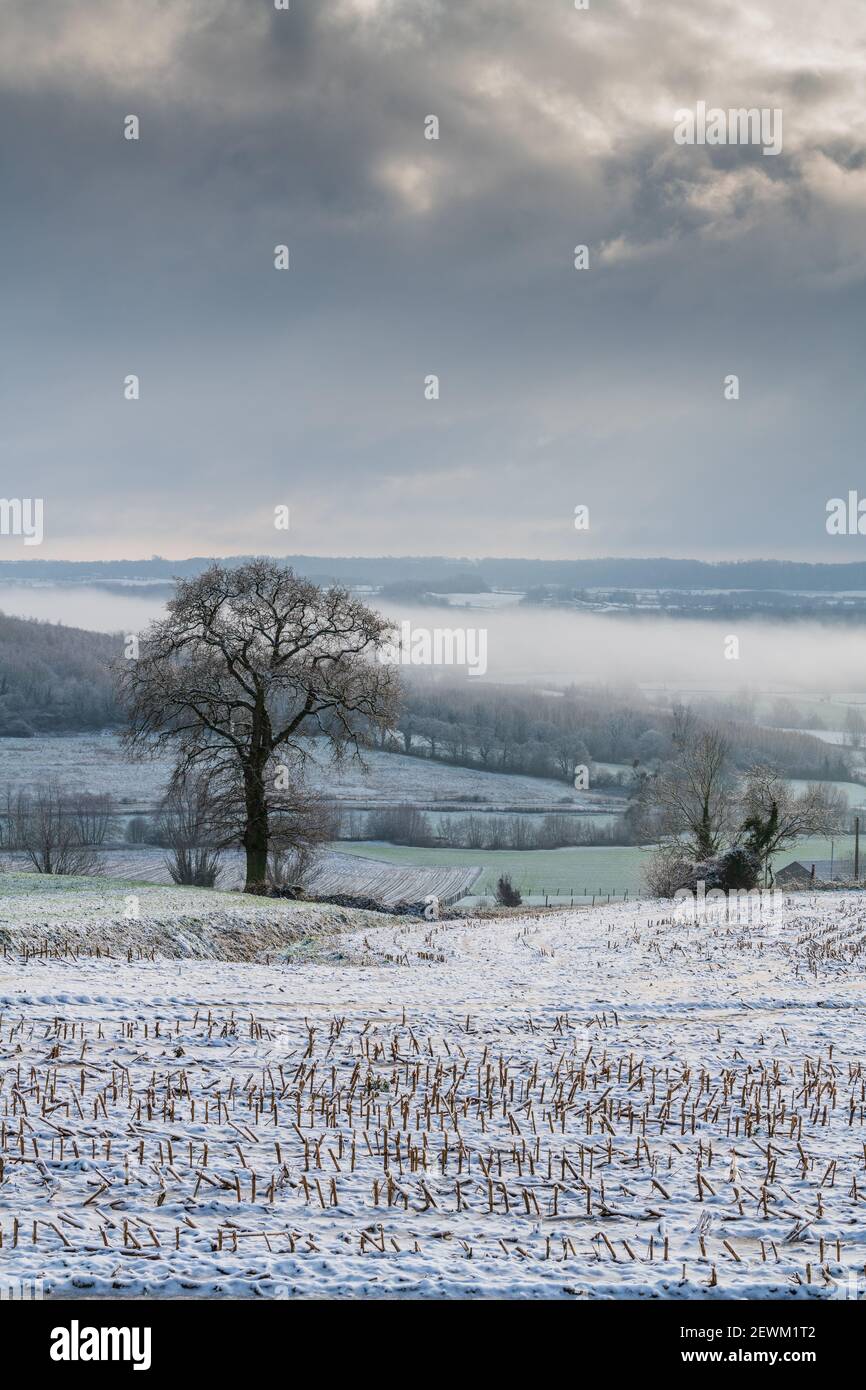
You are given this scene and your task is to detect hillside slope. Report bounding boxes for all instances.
[0,611,121,732]
[0,872,393,959]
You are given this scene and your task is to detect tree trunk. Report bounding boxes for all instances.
[243,766,270,893]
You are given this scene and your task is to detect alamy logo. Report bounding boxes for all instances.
[0,497,43,545]
[50,1321,152,1371]
[826,492,866,535]
[673,102,782,156]
[379,621,488,677]
[673,881,778,925]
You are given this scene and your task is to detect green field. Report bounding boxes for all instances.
[335,835,861,897]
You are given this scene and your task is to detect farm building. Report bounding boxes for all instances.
[775,858,857,887]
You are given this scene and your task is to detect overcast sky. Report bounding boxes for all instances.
[2,0,865,562]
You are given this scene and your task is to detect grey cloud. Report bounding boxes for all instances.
[0,0,864,561]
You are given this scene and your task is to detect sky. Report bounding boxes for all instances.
[2,0,865,562]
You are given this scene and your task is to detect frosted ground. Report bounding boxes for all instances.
[1,878,865,1299]
[0,851,483,909]
[0,734,620,814]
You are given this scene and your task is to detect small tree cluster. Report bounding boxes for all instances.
[640,717,847,898]
[1,784,112,875]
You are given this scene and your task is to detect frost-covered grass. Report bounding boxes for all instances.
[338,839,861,897]
[0,849,483,909]
[1,888,866,1298]
[339,841,645,895]
[0,872,391,959]
[0,734,171,810]
[0,734,618,813]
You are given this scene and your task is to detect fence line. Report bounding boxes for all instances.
[476,886,633,907]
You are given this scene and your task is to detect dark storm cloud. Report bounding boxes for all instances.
[1,0,865,560]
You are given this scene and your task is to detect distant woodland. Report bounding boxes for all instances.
[0,613,122,734]
[389,682,851,785]
[0,611,853,791]
[7,554,866,592]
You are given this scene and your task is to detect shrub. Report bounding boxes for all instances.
[265,846,318,896]
[124,814,151,844]
[495,874,522,907]
[712,845,761,891]
[166,847,222,887]
[645,843,760,898]
[643,846,693,898]
[681,846,760,893]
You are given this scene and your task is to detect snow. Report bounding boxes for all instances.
[0,734,620,814]
[0,873,394,957]
[1,886,865,1299]
[0,850,482,908]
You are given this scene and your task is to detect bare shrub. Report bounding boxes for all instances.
[2,783,111,875]
[266,845,318,895]
[124,814,151,844]
[157,777,223,888]
[166,846,223,888]
[643,845,693,899]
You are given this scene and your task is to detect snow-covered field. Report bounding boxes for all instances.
[0,734,620,814]
[1,884,866,1299]
[0,849,482,909]
[0,873,395,959]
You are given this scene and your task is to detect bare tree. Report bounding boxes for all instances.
[739,764,847,884]
[637,723,734,858]
[116,560,399,892]
[2,784,111,875]
[70,792,113,850]
[157,776,223,887]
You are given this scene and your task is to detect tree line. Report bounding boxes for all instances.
[0,613,121,734]
[387,681,850,785]
[352,805,635,849]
